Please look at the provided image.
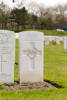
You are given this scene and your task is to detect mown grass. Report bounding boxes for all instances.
[0,85,5,90]
[14,29,67,36]
[44,43,67,88]
[1,89,67,100]
[1,39,67,100]
[14,65,18,82]
[15,41,67,88]
[15,39,19,64]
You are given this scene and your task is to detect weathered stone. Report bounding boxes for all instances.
[19,31,44,83]
[0,30,15,83]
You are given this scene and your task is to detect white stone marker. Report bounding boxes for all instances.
[19,31,44,83]
[0,30,15,83]
[64,37,67,52]
[56,37,60,45]
[45,37,49,46]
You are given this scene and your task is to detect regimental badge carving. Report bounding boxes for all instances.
[22,42,42,69]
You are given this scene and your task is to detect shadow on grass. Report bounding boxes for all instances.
[15,63,19,65]
[44,80,64,88]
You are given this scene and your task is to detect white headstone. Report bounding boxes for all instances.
[56,37,60,45]
[0,30,15,83]
[64,37,67,52]
[45,37,49,46]
[19,31,44,83]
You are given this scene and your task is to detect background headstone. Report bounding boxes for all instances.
[0,30,15,83]
[56,37,60,45]
[45,37,49,46]
[64,37,67,52]
[19,31,44,83]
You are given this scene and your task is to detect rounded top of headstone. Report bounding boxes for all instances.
[0,30,15,38]
[0,30,14,35]
[19,31,44,41]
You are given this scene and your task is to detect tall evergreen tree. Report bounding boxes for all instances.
[10,7,28,28]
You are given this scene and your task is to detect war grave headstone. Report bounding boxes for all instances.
[44,37,49,46]
[64,37,67,52]
[0,30,15,83]
[56,37,61,45]
[19,31,44,83]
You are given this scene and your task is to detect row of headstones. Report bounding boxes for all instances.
[0,30,67,84]
[16,34,66,46]
[45,37,62,46]
[0,30,44,83]
[16,35,62,46]
[45,37,67,52]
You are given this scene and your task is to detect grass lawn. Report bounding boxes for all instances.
[1,40,67,100]
[14,29,67,36]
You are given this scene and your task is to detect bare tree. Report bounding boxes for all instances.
[27,1,40,16]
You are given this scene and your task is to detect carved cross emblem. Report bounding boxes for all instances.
[22,42,42,69]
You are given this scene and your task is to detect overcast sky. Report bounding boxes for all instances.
[1,0,67,8]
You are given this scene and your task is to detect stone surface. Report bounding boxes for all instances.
[0,30,15,83]
[45,37,49,46]
[44,36,65,42]
[56,37,61,45]
[64,37,67,52]
[19,31,44,83]
[44,36,56,42]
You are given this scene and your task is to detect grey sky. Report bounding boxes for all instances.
[0,0,67,8]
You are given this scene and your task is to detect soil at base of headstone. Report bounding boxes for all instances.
[0,81,56,91]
